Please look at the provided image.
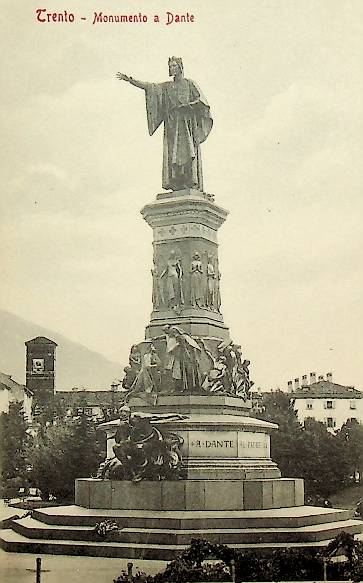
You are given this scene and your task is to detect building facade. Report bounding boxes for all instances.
[289,372,363,430]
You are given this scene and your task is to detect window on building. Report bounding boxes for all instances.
[350,417,357,423]
[326,417,336,428]
[306,401,313,410]
[84,407,93,416]
[350,401,357,410]
[325,400,334,409]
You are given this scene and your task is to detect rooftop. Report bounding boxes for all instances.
[55,390,124,406]
[0,371,33,396]
[293,380,362,400]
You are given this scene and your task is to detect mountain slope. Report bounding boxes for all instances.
[0,309,120,391]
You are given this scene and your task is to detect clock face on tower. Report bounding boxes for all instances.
[32,358,45,374]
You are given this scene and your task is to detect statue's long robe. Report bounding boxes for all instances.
[145,78,213,191]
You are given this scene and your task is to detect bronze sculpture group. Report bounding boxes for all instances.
[97,407,184,481]
[120,328,253,402]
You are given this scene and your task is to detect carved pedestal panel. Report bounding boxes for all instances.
[141,189,229,340]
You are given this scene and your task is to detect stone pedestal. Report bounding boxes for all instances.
[141,189,229,340]
[81,391,297,508]
[98,395,281,482]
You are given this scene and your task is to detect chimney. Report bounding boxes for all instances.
[287,380,293,393]
[318,374,324,381]
[310,372,316,384]
[302,374,308,387]
[294,378,300,390]
[326,372,333,383]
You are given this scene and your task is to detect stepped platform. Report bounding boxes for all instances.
[1,505,362,559]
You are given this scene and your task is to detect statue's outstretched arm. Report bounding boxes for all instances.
[116,72,148,90]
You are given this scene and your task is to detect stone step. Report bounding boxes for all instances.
[12,517,97,542]
[0,527,356,560]
[33,505,352,530]
[0,528,186,560]
[11,516,363,545]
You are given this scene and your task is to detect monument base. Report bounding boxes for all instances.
[1,504,362,560]
[2,396,363,559]
[75,477,304,511]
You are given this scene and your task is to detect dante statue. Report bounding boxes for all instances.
[116,57,213,191]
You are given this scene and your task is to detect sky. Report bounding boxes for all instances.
[1,0,362,390]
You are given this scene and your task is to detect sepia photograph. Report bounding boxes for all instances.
[1,1,362,581]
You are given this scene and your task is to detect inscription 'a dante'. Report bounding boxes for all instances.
[191,439,235,448]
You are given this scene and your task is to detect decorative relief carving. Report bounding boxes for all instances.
[190,251,204,308]
[154,222,217,243]
[159,248,184,314]
[151,257,164,310]
[205,252,216,310]
[151,247,222,313]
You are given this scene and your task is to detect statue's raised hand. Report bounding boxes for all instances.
[116,73,147,90]
[116,72,131,82]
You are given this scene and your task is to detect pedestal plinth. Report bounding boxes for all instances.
[75,477,304,511]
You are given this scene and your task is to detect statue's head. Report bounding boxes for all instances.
[193,251,200,260]
[169,326,181,337]
[168,57,184,77]
[119,405,131,421]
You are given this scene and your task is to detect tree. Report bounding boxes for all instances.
[28,400,105,501]
[301,418,350,497]
[255,391,355,498]
[0,402,30,497]
[336,419,363,484]
[256,391,311,479]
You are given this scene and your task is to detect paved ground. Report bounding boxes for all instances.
[0,550,167,583]
[0,501,167,583]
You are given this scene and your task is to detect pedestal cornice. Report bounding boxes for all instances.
[141,190,229,237]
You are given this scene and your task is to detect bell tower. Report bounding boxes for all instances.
[25,336,57,403]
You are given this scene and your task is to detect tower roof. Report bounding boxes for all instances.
[25,336,58,347]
